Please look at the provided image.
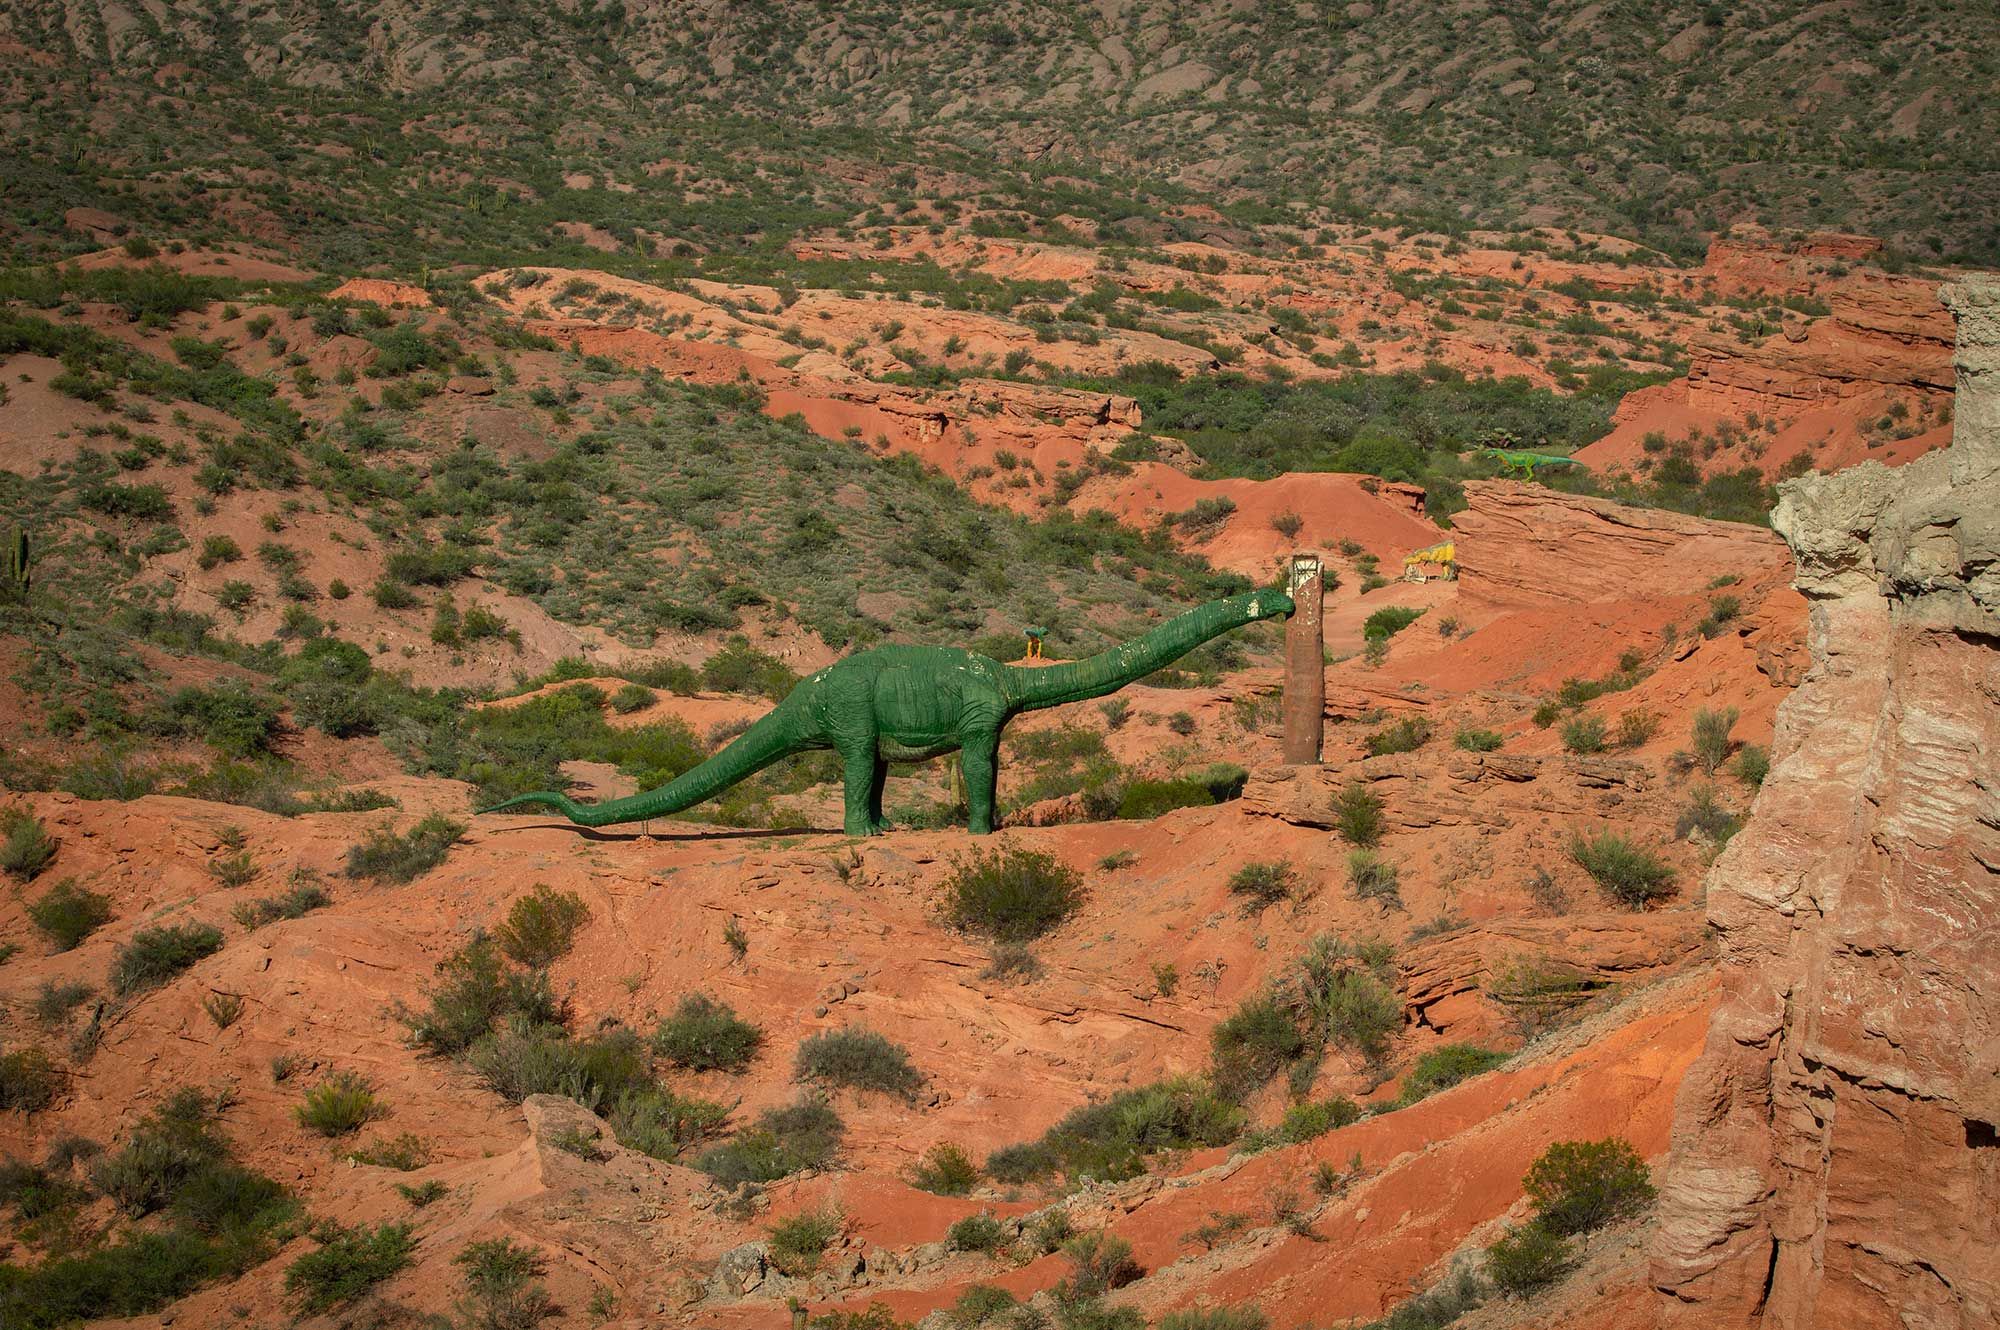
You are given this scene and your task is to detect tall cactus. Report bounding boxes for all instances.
[4,527,28,598]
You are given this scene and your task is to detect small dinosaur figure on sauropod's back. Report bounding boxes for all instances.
[481,587,1294,836]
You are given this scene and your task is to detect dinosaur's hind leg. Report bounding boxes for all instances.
[866,758,891,834]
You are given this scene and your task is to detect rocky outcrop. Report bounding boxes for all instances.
[1449,480,1790,609]
[1649,278,2000,1328]
[1684,280,1954,409]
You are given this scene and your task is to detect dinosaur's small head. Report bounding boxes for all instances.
[1244,587,1296,620]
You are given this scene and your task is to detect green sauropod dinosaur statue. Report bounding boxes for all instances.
[481,586,1294,836]
[1478,447,1584,480]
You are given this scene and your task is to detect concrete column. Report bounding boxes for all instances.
[1282,553,1325,765]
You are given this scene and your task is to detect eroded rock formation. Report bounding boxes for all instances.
[1650,278,2000,1327]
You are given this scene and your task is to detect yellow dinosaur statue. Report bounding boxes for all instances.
[1402,540,1456,581]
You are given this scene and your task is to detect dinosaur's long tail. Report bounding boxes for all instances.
[479,702,807,828]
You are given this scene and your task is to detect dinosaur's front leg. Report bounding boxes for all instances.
[961,731,1000,834]
[838,743,880,837]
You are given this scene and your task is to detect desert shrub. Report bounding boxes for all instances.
[1614,710,1658,748]
[1365,716,1431,756]
[1357,1267,1486,1329]
[1734,743,1770,787]
[1690,707,1738,776]
[982,942,1042,982]
[494,884,590,967]
[1568,831,1675,908]
[610,682,654,713]
[91,1088,227,1215]
[27,878,112,951]
[1490,957,1596,1039]
[1697,593,1740,638]
[1362,607,1424,641]
[1,810,57,880]
[1530,699,1563,728]
[1276,1097,1360,1143]
[794,1027,921,1100]
[1675,786,1742,845]
[111,923,224,995]
[343,813,463,884]
[32,979,94,1027]
[231,873,331,928]
[454,1236,555,1327]
[1058,1231,1141,1299]
[202,992,244,1029]
[952,1284,1019,1324]
[0,1047,62,1111]
[1559,714,1606,754]
[397,1179,449,1207]
[1396,1045,1507,1105]
[1116,777,1210,818]
[207,850,256,888]
[767,1206,843,1275]
[653,993,763,1072]
[944,1216,1008,1256]
[295,1070,381,1136]
[1209,998,1306,1100]
[1485,1222,1571,1296]
[986,1078,1241,1184]
[1298,939,1402,1063]
[1453,728,1502,752]
[1158,1308,1268,1330]
[284,1220,414,1314]
[468,1023,649,1108]
[345,1134,429,1171]
[370,577,418,609]
[399,933,560,1055]
[1332,782,1384,846]
[606,1087,729,1161]
[1347,850,1403,910]
[693,1097,843,1186]
[1522,1138,1656,1235]
[943,847,1084,942]
[1227,860,1296,910]
[910,1142,980,1196]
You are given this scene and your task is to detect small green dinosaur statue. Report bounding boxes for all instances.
[482,587,1294,836]
[1479,447,1584,480]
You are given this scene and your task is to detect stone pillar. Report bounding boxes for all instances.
[1281,553,1325,765]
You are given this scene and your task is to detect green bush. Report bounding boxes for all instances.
[1485,1222,1571,1296]
[1690,707,1738,776]
[1116,777,1213,818]
[343,813,463,884]
[32,979,94,1027]
[767,1206,843,1275]
[693,1097,844,1187]
[1362,607,1425,641]
[1347,850,1403,910]
[1209,997,1306,1099]
[345,1134,429,1171]
[1158,1307,1268,1330]
[1559,714,1607,754]
[1059,1230,1141,1299]
[1453,728,1503,752]
[794,1027,922,1100]
[27,878,112,950]
[910,1141,980,1196]
[952,1284,1019,1325]
[943,846,1085,942]
[284,1221,414,1314]
[1226,861,1295,910]
[1396,1045,1508,1105]
[985,1078,1241,1183]
[111,923,224,995]
[454,1237,554,1328]
[1277,1097,1361,1143]
[1522,1138,1656,1235]
[230,874,330,928]
[1,809,57,880]
[653,993,764,1072]
[1365,716,1431,756]
[1332,783,1384,846]
[606,1087,729,1161]
[610,682,654,713]
[1734,744,1770,787]
[1675,786,1742,845]
[494,883,590,967]
[398,933,560,1055]
[1568,830,1675,908]
[295,1071,381,1137]
[0,1047,62,1112]
[947,1213,1010,1253]
[468,1023,650,1107]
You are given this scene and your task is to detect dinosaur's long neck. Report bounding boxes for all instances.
[1001,590,1282,713]
[480,702,806,827]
